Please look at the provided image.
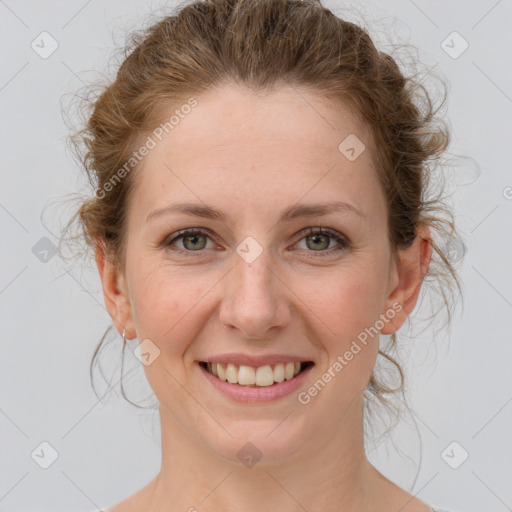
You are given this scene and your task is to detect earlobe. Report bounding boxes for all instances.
[380,226,432,335]
[95,238,135,339]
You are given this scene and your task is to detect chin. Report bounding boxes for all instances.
[201,416,310,468]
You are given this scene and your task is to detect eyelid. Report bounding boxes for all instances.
[163,226,350,256]
[162,228,218,253]
[292,227,350,255]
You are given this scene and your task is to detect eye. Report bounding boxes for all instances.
[293,227,350,257]
[162,227,350,258]
[163,229,216,254]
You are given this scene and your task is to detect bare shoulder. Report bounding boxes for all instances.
[103,493,145,512]
[369,466,433,512]
[103,480,156,512]
[384,483,434,512]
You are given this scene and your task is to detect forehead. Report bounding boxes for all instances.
[131,82,383,222]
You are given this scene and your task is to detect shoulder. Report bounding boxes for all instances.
[103,494,143,512]
[103,479,156,512]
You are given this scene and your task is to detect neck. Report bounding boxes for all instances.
[147,397,387,512]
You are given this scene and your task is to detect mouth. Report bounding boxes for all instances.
[198,361,315,387]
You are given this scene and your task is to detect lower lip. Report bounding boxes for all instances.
[198,362,314,403]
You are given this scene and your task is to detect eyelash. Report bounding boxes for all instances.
[162,227,350,258]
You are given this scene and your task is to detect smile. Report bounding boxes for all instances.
[200,361,314,387]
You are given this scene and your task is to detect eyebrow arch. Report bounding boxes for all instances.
[146,200,365,224]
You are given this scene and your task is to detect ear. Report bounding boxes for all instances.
[380,225,432,335]
[95,238,136,339]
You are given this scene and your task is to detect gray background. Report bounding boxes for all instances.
[1,0,511,511]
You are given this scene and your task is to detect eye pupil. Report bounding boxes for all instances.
[183,233,206,250]
[307,233,329,250]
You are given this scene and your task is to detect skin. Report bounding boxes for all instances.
[98,82,433,512]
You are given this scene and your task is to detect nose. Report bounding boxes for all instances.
[219,245,291,340]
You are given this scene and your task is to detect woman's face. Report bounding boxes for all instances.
[99,83,424,465]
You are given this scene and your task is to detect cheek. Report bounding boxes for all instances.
[294,262,389,340]
[291,258,389,389]
[291,263,388,410]
[128,262,218,352]
[126,264,216,405]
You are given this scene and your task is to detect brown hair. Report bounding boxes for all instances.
[63,0,462,426]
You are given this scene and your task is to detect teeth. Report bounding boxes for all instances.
[204,361,306,386]
[238,365,255,385]
[285,362,295,380]
[217,363,227,381]
[274,363,285,383]
[226,363,238,384]
[255,365,274,386]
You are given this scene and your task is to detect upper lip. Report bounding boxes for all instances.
[198,353,314,367]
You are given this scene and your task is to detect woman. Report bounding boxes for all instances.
[67,0,459,510]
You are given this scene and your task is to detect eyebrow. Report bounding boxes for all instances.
[146,200,365,223]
